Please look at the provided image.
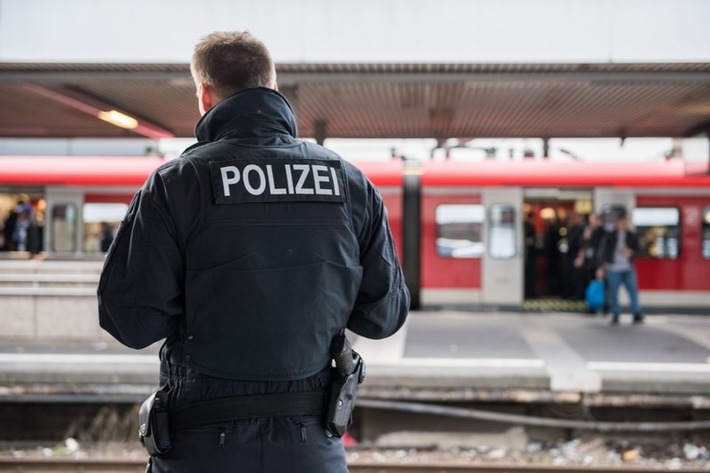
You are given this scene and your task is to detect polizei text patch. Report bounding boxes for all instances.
[210,159,346,204]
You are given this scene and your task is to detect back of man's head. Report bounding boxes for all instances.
[191,31,276,99]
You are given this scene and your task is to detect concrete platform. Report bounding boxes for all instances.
[355,311,710,406]
[0,310,709,405]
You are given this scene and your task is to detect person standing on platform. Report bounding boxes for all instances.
[1,205,19,251]
[582,213,603,283]
[98,222,114,253]
[597,211,643,325]
[12,202,31,252]
[97,31,409,473]
[567,212,587,300]
[581,212,606,314]
[523,212,537,299]
[544,212,564,297]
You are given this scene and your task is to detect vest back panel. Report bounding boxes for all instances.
[176,146,362,380]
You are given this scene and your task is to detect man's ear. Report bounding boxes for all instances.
[197,82,215,115]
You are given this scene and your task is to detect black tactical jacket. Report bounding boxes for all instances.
[98,87,409,381]
[598,228,640,268]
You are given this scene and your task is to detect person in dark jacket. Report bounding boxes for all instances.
[596,212,642,325]
[97,31,409,473]
[98,222,114,253]
[1,206,18,251]
[581,212,606,313]
[567,212,587,300]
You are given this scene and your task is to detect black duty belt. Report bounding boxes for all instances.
[169,391,326,431]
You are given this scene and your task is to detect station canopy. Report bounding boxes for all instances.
[1,62,709,141]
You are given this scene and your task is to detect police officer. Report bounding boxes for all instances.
[98,31,409,472]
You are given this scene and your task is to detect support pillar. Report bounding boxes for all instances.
[314,119,327,146]
[278,85,300,134]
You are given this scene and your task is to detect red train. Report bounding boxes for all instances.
[1,155,709,310]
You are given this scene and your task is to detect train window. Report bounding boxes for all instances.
[488,204,516,259]
[50,204,77,252]
[435,204,485,258]
[83,203,128,252]
[703,207,710,259]
[632,207,680,259]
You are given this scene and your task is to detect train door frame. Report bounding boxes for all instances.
[594,188,635,219]
[523,188,594,300]
[45,187,84,256]
[45,186,137,257]
[482,188,523,305]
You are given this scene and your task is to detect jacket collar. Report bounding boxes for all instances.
[194,87,298,143]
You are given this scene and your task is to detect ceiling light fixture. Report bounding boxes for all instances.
[97,110,139,129]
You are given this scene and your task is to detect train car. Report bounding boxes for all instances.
[1,155,709,311]
[0,156,165,255]
[405,159,710,310]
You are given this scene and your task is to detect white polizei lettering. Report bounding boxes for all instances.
[243,164,266,195]
[284,164,295,194]
[312,165,333,195]
[221,166,240,197]
[293,164,314,194]
[330,167,341,196]
[216,162,342,201]
[266,165,286,194]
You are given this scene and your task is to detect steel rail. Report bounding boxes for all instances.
[349,465,708,473]
[0,457,146,472]
[358,399,710,432]
[0,458,706,473]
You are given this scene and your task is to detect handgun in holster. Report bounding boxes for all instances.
[138,386,172,456]
[325,331,366,438]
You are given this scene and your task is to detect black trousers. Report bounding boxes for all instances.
[149,362,348,472]
[149,415,347,473]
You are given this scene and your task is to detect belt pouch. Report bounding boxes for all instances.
[139,387,172,456]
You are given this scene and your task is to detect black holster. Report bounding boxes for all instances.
[325,332,366,437]
[139,386,172,456]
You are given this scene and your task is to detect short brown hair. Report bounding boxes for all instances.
[191,31,275,98]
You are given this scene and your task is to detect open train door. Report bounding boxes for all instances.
[482,188,524,306]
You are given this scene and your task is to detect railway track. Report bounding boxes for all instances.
[0,458,707,473]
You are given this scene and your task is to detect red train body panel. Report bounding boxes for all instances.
[419,159,709,188]
[635,195,708,292]
[0,156,167,187]
[1,155,709,309]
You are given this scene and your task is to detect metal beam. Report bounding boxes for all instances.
[23,84,174,139]
[685,118,710,138]
[2,70,710,85]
